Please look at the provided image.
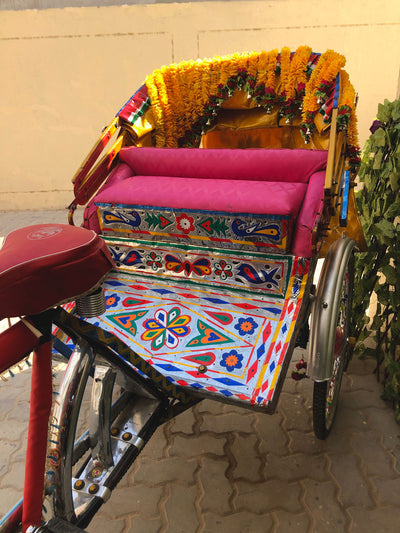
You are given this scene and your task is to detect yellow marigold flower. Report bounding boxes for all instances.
[279,47,292,97]
[266,49,278,92]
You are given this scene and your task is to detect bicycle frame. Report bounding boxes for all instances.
[0,319,52,533]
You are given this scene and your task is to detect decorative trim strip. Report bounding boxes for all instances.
[97,205,290,253]
[104,238,291,298]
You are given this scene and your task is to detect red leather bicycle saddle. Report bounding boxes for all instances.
[0,224,114,320]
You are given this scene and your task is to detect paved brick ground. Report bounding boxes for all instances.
[1,211,400,532]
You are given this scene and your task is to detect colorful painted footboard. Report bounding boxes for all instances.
[78,237,310,411]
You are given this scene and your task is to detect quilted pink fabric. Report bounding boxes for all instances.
[119,147,327,184]
[94,176,307,217]
[291,171,326,257]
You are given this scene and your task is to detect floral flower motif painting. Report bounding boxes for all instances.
[214,260,233,280]
[220,350,244,372]
[146,251,162,271]
[234,317,259,337]
[105,293,120,309]
[175,213,195,234]
[141,307,191,350]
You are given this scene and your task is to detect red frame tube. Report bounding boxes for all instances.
[22,341,53,532]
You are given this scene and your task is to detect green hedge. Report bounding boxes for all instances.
[351,97,400,421]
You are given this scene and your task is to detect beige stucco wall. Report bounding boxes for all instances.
[1,1,399,211]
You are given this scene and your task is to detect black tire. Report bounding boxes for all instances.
[312,252,354,440]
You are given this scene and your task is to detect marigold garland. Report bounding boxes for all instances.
[266,49,278,92]
[255,50,270,88]
[285,45,312,100]
[145,47,360,172]
[278,47,292,99]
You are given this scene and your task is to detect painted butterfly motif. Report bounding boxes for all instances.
[165,254,211,277]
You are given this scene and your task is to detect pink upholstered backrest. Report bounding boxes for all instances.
[119,147,327,184]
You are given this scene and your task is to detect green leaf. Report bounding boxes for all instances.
[389,172,400,192]
[372,219,395,239]
[389,290,400,309]
[385,201,400,219]
[373,149,383,169]
[392,100,400,121]
[379,264,397,285]
[376,287,390,306]
[371,314,384,330]
[391,317,400,338]
[372,127,386,147]
[377,100,392,122]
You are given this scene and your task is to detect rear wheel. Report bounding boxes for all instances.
[312,251,354,440]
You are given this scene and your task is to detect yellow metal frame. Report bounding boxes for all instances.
[69,118,123,224]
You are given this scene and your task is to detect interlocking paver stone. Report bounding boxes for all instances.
[164,483,200,533]
[266,452,328,482]
[199,457,232,515]
[1,420,27,442]
[349,507,400,533]
[86,515,126,533]
[197,399,225,416]
[328,452,374,508]
[100,484,164,519]
[125,516,163,533]
[231,433,262,482]
[1,210,400,532]
[287,430,325,454]
[302,479,348,532]
[330,405,369,432]
[203,510,274,532]
[236,479,302,514]
[169,433,226,458]
[0,459,25,489]
[133,456,197,485]
[341,389,388,410]
[365,407,400,450]
[274,510,311,532]
[351,429,398,478]
[371,476,400,506]
[278,392,312,432]
[0,441,19,478]
[254,412,289,456]
[170,406,197,434]
[142,425,171,461]
[0,486,22,517]
[200,411,254,434]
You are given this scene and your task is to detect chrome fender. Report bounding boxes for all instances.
[308,237,356,382]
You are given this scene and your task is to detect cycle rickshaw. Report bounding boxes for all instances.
[0,46,366,531]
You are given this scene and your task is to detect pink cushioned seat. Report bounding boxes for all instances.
[94,176,307,218]
[86,147,328,256]
[0,224,114,319]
